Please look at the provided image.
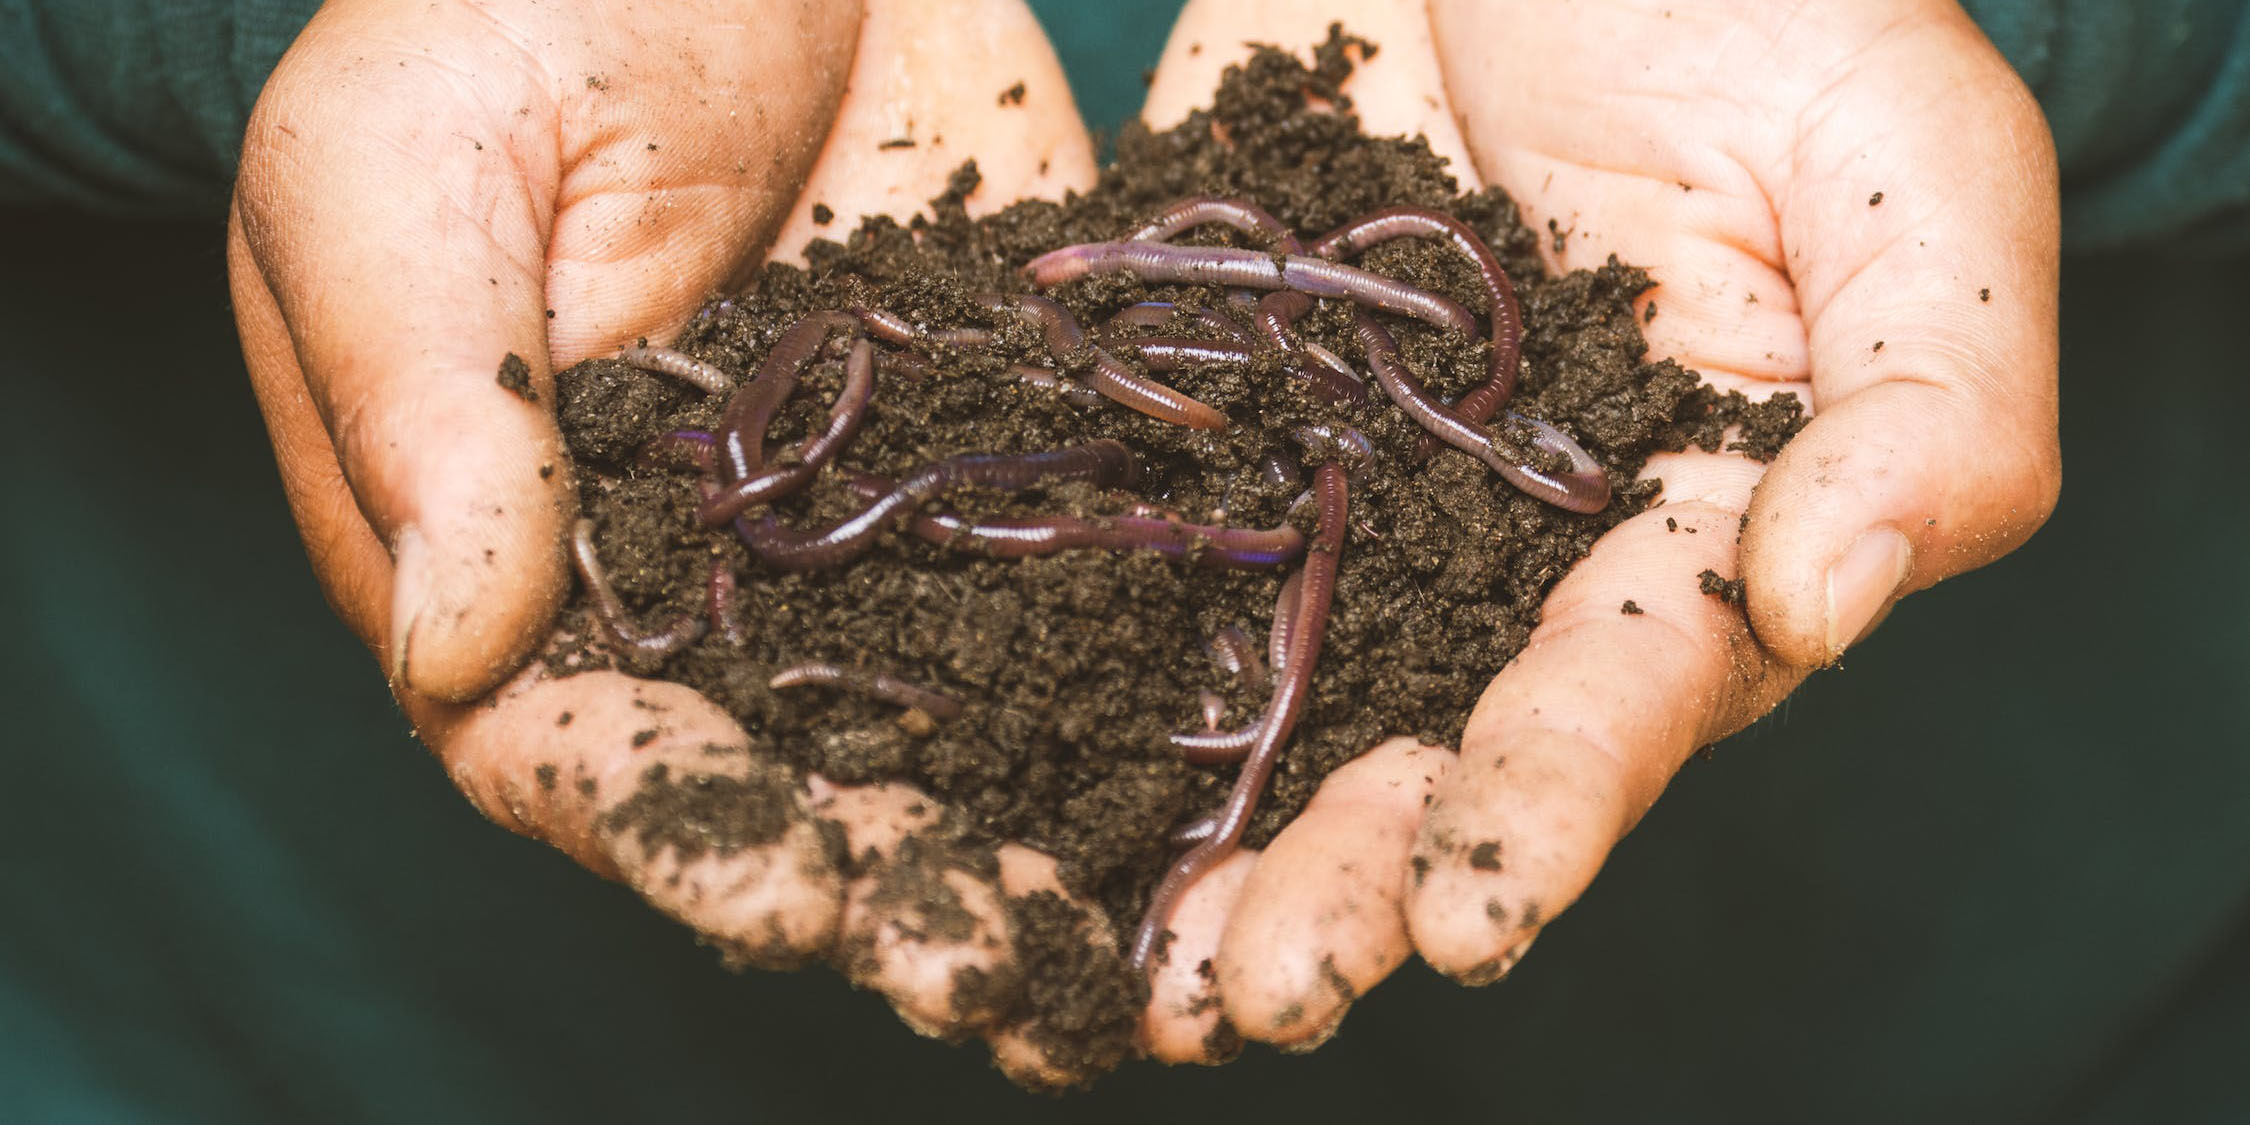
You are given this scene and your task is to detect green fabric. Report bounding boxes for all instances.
[3,0,2248,247]
[0,0,319,215]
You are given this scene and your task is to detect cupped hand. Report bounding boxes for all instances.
[1134,0,2059,1059]
[227,0,1114,1085]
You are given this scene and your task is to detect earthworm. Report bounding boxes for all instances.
[1354,310,1610,513]
[739,440,1139,571]
[1098,301,1254,344]
[1006,364,1106,407]
[708,562,746,646]
[1312,205,1523,415]
[567,519,706,659]
[1251,290,1371,404]
[1022,241,1480,338]
[1268,569,1304,675]
[1132,460,1349,972]
[1293,423,1375,476]
[1261,454,1303,491]
[875,350,935,381]
[699,337,876,525]
[976,294,1228,430]
[1117,336,1253,370]
[769,662,964,722]
[851,306,995,351]
[642,428,718,474]
[1207,626,1269,693]
[843,474,1304,570]
[1172,569,1303,764]
[1127,196,1303,254]
[620,343,733,395]
[716,310,859,480]
[1199,690,1228,731]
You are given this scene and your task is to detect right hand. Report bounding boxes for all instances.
[228,0,1113,1085]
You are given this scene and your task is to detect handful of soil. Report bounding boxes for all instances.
[545,28,1799,1082]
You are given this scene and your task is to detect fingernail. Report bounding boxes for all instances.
[389,524,428,687]
[1825,526,1912,657]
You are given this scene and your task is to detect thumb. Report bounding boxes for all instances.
[1741,7,2061,666]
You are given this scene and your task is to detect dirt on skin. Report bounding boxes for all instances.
[544,29,1802,1083]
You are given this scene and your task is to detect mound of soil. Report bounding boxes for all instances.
[546,28,1800,1083]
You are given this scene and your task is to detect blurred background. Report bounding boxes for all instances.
[1,1,2244,1120]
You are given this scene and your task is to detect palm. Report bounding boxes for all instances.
[1133,0,2058,1058]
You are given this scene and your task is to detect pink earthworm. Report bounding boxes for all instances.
[620,343,734,395]
[1097,301,1254,344]
[1312,205,1524,417]
[1133,460,1349,971]
[1169,569,1302,765]
[716,310,860,481]
[698,336,877,525]
[1354,310,1610,513]
[708,562,746,646]
[976,293,1228,430]
[1022,241,1480,338]
[1199,690,1228,731]
[769,662,964,722]
[738,440,1139,571]
[1248,291,1370,405]
[1206,625,1269,693]
[568,519,706,659]
[840,473,1304,570]
[1126,196,1304,253]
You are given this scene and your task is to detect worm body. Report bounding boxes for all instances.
[1312,205,1523,414]
[716,310,859,480]
[568,519,706,659]
[1023,241,1480,338]
[1355,310,1610,513]
[1132,461,1350,971]
[700,337,877,524]
[620,344,734,395]
[770,662,964,721]
[979,293,1228,430]
[1127,196,1303,253]
[740,441,1139,571]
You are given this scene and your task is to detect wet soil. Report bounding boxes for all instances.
[546,30,1801,1082]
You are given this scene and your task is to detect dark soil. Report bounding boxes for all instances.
[546,29,1800,1082]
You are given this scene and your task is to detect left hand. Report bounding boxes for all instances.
[1135,0,2060,1058]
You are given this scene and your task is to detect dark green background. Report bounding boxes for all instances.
[2,3,2246,1120]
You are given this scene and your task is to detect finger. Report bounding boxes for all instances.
[1406,449,1805,980]
[1743,10,2060,664]
[227,207,395,655]
[1215,739,1448,1048]
[1140,849,1257,1064]
[983,849,1139,1090]
[429,666,849,966]
[232,0,855,701]
[1143,0,1475,181]
[767,0,1098,262]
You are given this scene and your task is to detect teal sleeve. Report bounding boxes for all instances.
[1962,0,2250,251]
[0,0,319,216]
[0,0,2244,237]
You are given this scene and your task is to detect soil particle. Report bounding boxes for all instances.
[1698,569,1746,605]
[1869,191,1884,206]
[549,29,1798,1081]
[495,352,537,402]
[598,757,799,863]
[1620,599,1644,615]
[534,763,558,792]
[1467,840,1503,870]
[811,202,835,225]
[999,80,1027,107]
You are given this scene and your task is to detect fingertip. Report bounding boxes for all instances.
[1404,730,1617,982]
[1141,849,1256,1064]
[1739,382,2059,667]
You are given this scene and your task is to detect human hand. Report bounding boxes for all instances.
[227,0,1116,1084]
[1134,0,2059,1058]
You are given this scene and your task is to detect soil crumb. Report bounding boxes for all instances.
[545,28,1799,1083]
